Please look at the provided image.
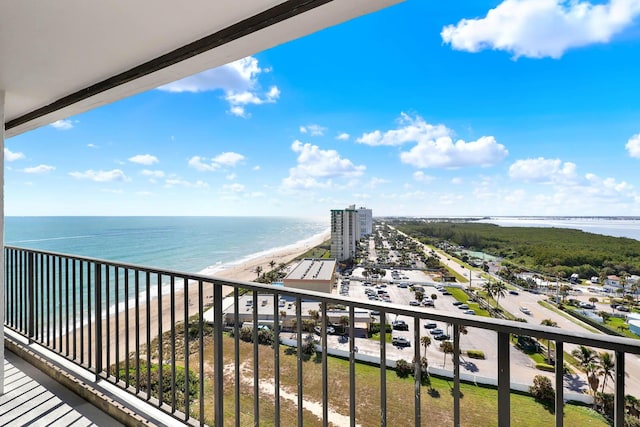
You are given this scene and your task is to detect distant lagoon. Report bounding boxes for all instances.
[477,216,640,242]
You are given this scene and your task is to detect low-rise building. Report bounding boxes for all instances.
[283,258,337,293]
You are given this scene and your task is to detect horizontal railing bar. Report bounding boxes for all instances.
[5,245,640,356]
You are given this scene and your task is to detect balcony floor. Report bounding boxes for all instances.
[1,350,122,427]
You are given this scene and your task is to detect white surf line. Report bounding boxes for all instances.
[235,362,358,427]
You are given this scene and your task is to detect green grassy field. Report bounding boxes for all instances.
[158,332,610,426]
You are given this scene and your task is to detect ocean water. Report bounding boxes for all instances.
[4,216,329,274]
[478,217,640,242]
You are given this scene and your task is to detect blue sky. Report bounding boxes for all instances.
[5,0,640,218]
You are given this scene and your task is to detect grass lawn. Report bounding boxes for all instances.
[150,330,609,426]
[446,287,491,317]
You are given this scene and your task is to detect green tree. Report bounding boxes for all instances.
[540,319,558,363]
[420,335,432,358]
[440,340,454,369]
[598,310,610,323]
[254,265,263,279]
[308,309,320,326]
[482,281,495,306]
[268,259,276,270]
[598,351,615,394]
[530,375,555,403]
[493,281,507,308]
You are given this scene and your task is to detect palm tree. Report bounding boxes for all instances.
[571,345,599,398]
[482,281,495,306]
[268,260,276,270]
[598,351,615,394]
[493,281,507,308]
[278,262,287,272]
[540,319,558,363]
[441,340,454,369]
[589,296,599,305]
[308,309,320,326]
[279,310,287,329]
[420,335,431,358]
[254,265,263,279]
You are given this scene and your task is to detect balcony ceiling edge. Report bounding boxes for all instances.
[2,0,403,138]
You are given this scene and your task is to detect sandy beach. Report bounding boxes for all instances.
[98,229,331,366]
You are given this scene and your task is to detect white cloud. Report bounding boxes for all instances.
[129,154,158,165]
[50,119,74,130]
[5,148,25,162]
[158,56,280,117]
[282,140,365,189]
[159,56,260,93]
[69,169,128,182]
[87,143,98,149]
[253,165,261,171]
[451,177,463,184]
[189,152,245,171]
[626,133,640,158]
[509,157,577,183]
[300,124,327,136]
[229,106,246,118]
[24,164,55,174]
[223,183,245,192]
[336,133,350,141]
[366,177,390,189]
[226,173,237,180]
[441,0,640,59]
[400,136,508,168]
[357,113,450,146]
[141,169,165,178]
[188,156,219,172]
[413,171,435,183]
[214,152,245,166]
[165,178,209,188]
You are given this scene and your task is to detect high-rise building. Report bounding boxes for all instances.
[331,205,372,261]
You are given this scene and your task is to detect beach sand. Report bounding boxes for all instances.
[98,230,331,366]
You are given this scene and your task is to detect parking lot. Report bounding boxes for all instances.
[330,267,482,359]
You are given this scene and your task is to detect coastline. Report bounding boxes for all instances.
[103,229,331,364]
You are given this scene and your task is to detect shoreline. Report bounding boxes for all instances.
[102,229,332,365]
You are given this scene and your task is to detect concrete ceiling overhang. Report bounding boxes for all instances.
[1,0,401,138]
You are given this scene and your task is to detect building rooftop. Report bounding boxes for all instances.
[285,258,336,281]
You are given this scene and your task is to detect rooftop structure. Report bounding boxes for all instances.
[283,258,337,293]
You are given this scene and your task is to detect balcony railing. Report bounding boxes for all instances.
[4,245,640,426]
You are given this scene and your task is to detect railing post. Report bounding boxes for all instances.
[94,262,102,380]
[453,324,461,427]
[213,283,223,427]
[497,331,510,427]
[555,341,564,427]
[27,251,35,342]
[615,351,625,427]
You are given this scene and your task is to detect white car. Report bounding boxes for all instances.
[520,306,531,315]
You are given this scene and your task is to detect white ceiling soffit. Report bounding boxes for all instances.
[1,0,402,138]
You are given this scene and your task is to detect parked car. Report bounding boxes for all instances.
[458,304,469,310]
[616,305,630,312]
[434,334,451,341]
[409,300,421,306]
[579,302,595,309]
[422,299,434,307]
[392,320,409,331]
[424,322,438,329]
[392,336,411,347]
[520,306,531,314]
[508,290,519,295]
[430,328,444,335]
[464,309,476,315]
[452,301,463,306]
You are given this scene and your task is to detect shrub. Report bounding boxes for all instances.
[467,350,485,359]
[369,322,392,335]
[535,363,555,372]
[530,375,555,403]
[395,359,412,378]
[239,326,253,342]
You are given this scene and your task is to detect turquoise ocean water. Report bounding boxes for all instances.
[4,216,329,275]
